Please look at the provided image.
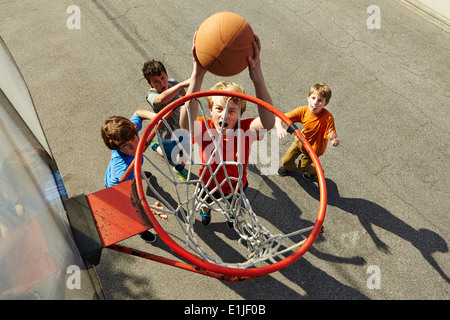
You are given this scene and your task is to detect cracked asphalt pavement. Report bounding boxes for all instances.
[1,0,448,300]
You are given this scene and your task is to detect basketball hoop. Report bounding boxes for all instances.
[127,90,327,281]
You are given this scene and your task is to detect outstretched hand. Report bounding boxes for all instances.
[328,130,340,146]
[277,127,288,139]
[191,31,207,78]
[152,201,168,221]
[248,34,263,83]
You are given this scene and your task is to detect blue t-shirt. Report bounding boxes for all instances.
[104,115,142,188]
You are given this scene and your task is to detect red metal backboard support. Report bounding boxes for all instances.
[83,180,243,281]
[85,180,152,247]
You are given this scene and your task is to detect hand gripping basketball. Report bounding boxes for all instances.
[195,12,255,77]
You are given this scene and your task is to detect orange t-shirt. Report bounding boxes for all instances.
[193,117,262,194]
[285,106,336,157]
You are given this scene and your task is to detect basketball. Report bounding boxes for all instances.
[195,12,254,77]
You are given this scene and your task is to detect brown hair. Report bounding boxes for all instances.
[101,116,137,150]
[142,59,167,82]
[309,82,332,104]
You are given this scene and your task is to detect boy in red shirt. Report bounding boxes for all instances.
[180,34,274,226]
[276,83,340,181]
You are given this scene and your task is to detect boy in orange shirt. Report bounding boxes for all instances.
[276,83,340,181]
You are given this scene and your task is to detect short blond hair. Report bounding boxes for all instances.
[309,82,332,104]
[207,81,247,114]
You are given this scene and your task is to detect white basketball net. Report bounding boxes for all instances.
[141,97,314,269]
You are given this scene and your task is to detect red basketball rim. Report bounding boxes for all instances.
[134,90,327,279]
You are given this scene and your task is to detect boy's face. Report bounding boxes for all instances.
[149,71,169,93]
[210,97,240,134]
[119,135,139,156]
[307,92,328,115]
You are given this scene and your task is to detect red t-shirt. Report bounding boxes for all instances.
[193,117,262,194]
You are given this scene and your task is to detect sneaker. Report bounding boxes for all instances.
[173,166,188,181]
[139,230,156,243]
[227,211,235,229]
[225,204,235,229]
[150,140,159,152]
[302,173,316,182]
[277,167,288,176]
[200,209,211,226]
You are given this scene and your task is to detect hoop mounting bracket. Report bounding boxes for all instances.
[287,123,299,134]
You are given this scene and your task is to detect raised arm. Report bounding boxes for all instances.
[248,35,275,132]
[134,109,157,121]
[155,78,191,105]
[179,34,207,132]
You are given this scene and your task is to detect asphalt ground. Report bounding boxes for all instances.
[1,0,448,301]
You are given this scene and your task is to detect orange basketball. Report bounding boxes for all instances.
[195,12,254,77]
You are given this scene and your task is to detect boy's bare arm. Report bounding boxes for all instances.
[248,35,275,131]
[275,117,288,139]
[328,129,340,146]
[179,70,204,132]
[155,78,191,105]
[180,34,207,132]
[134,109,157,121]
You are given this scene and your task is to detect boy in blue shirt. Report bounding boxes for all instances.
[101,110,167,242]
